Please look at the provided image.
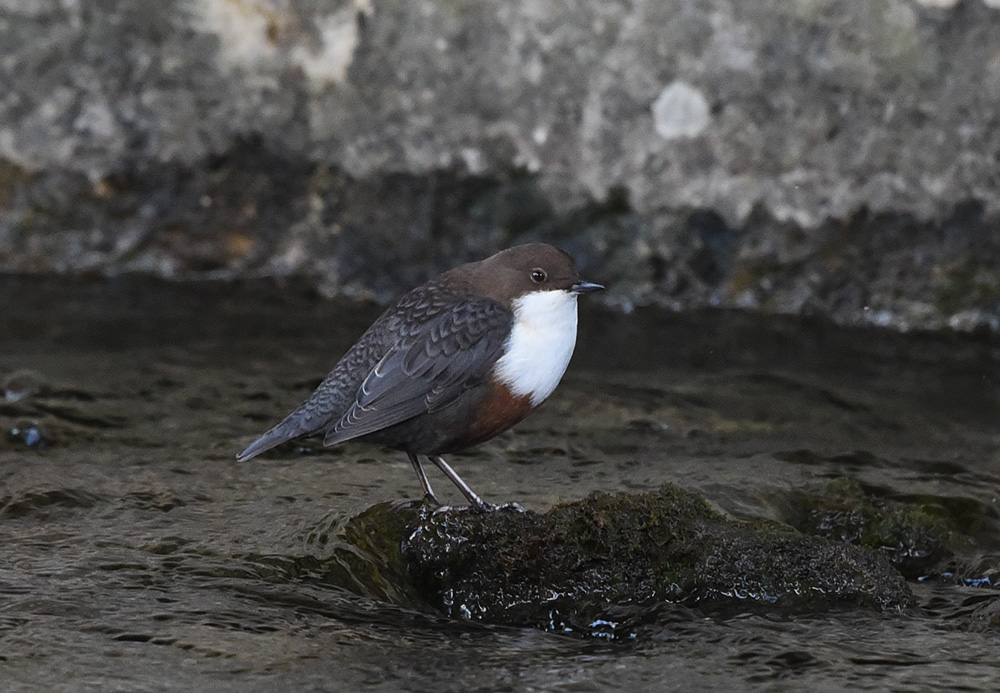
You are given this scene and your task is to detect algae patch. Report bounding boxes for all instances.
[782,478,972,579]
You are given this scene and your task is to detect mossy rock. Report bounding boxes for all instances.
[314,484,911,636]
[782,478,971,579]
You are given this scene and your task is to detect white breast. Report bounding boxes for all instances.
[493,289,579,406]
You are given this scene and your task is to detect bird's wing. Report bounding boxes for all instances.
[322,299,512,446]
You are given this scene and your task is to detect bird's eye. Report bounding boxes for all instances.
[530,268,547,283]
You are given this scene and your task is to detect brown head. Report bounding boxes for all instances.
[462,243,603,308]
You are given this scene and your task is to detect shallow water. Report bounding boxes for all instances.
[1,275,999,691]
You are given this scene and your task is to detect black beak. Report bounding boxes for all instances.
[571,280,604,294]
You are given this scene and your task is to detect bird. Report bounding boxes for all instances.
[236,243,603,510]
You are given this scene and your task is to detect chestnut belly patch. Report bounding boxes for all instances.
[454,378,533,449]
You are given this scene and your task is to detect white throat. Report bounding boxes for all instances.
[493,289,579,406]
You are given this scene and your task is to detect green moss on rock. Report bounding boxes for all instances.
[783,478,967,578]
[321,484,911,635]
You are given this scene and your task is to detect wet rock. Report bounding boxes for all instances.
[299,502,435,610]
[968,594,1000,631]
[2,370,46,403]
[322,485,911,636]
[950,555,1000,591]
[0,368,126,448]
[781,478,968,579]
[7,420,48,448]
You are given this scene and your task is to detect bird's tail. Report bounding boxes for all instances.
[235,403,332,462]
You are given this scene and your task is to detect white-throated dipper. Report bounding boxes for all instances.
[236,243,603,510]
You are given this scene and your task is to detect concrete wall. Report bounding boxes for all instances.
[1,0,998,331]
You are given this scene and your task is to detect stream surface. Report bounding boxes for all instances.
[1,275,999,692]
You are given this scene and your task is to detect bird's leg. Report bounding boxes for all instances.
[407,452,440,507]
[428,455,493,512]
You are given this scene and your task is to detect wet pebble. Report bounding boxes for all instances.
[3,370,46,402]
[8,421,48,448]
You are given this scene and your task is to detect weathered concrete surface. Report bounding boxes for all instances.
[1,0,998,330]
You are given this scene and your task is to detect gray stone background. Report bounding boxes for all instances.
[1,0,998,331]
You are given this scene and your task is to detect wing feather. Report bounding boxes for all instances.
[322,299,512,445]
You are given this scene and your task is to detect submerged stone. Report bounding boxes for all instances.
[7,421,48,448]
[326,485,911,635]
[2,370,46,403]
[782,478,968,579]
